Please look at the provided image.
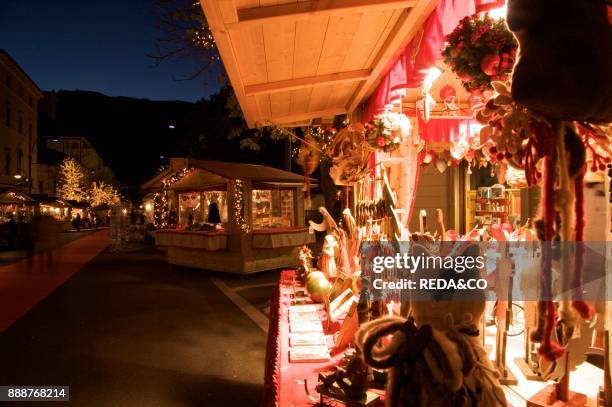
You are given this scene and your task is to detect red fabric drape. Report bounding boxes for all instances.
[474,0,505,13]
[363,0,477,120]
[418,117,477,144]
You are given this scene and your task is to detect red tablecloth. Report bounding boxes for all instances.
[261,270,383,407]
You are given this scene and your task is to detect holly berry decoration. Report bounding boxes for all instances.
[442,14,517,93]
[481,54,501,76]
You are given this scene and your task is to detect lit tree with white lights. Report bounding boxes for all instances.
[57,157,87,201]
[89,181,120,207]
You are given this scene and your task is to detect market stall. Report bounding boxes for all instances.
[0,190,36,222]
[36,197,71,220]
[145,158,315,274]
[201,0,612,405]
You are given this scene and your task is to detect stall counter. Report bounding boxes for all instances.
[155,229,228,251]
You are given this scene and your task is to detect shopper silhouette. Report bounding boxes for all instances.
[207,202,221,224]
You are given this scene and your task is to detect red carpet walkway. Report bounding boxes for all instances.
[0,230,110,333]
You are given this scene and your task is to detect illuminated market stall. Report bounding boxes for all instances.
[0,190,36,222]
[35,196,71,220]
[200,0,612,405]
[143,158,314,274]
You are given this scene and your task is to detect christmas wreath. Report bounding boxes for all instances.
[365,113,406,153]
[442,15,517,93]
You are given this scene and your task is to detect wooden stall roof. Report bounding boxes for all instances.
[188,159,308,183]
[141,158,312,192]
[200,0,439,128]
[0,190,36,205]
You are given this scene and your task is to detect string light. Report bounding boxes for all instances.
[154,167,196,228]
[291,127,338,161]
[232,179,250,234]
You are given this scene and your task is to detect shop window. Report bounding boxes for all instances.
[179,192,202,225]
[201,191,227,225]
[252,189,294,228]
[178,191,228,227]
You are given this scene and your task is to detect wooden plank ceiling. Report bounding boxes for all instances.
[200,0,439,128]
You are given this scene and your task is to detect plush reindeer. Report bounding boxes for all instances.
[506,0,612,123]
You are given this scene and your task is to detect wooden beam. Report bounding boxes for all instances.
[200,0,259,128]
[346,0,439,113]
[244,70,371,96]
[229,0,417,28]
[263,107,347,127]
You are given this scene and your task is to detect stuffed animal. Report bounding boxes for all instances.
[506,0,612,123]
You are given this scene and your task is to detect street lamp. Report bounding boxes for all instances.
[24,134,49,194]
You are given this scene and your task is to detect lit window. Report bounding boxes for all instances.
[252,189,294,228]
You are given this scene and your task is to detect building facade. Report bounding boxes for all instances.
[44,135,118,189]
[0,50,43,193]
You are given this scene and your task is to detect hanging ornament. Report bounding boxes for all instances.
[468,91,486,112]
[450,138,469,160]
[442,14,517,92]
[480,54,501,77]
[439,84,456,101]
[422,150,434,165]
[434,156,448,173]
[439,84,459,114]
[329,124,371,185]
[505,165,528,188]
[296,132,321,208]
[417,93,437,123]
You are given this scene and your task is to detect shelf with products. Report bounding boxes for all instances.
[466,186,521,228]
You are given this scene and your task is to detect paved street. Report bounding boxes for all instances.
[0,230,98,266]
[0,236,278,406]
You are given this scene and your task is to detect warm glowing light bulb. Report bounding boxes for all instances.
[423,67,442,91]
[488,5,507,20]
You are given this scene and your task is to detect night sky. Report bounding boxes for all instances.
[0,0,221,102]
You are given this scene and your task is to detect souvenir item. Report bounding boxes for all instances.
[305,271,332,303]
[328,124,371,186]
[357,316,507,407]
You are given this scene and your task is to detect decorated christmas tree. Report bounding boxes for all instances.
[57,157,87,201]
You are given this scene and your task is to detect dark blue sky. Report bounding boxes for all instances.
[0,0,221,102]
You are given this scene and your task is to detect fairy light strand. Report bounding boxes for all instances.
[233,179,250,234]
[154,167,196,228]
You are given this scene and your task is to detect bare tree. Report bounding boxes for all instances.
[149,0,221,83]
